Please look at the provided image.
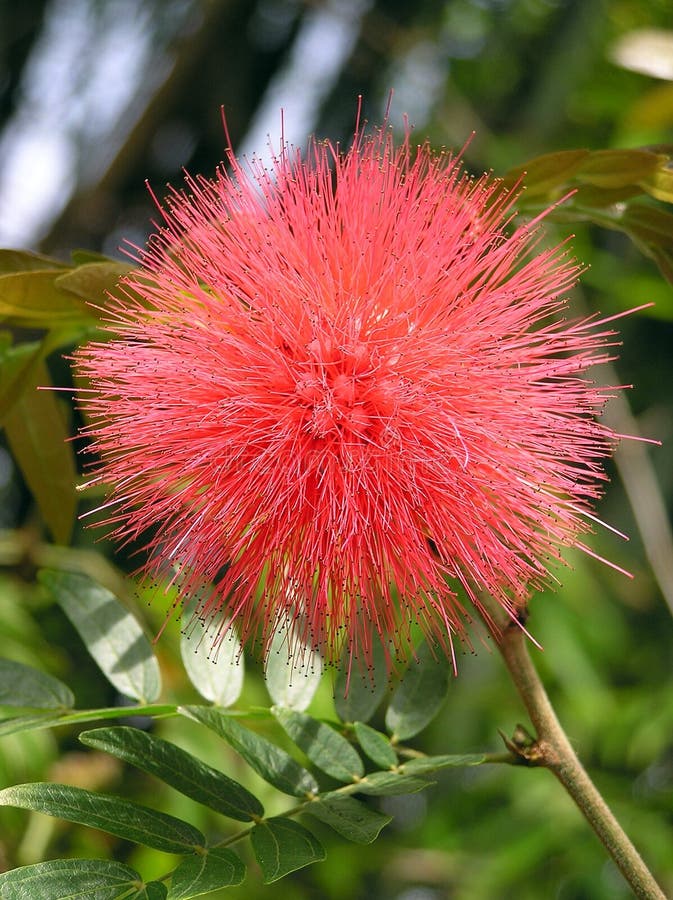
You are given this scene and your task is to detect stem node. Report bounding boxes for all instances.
[491,615,665,900]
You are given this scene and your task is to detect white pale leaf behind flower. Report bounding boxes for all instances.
[264,624,322,711]
[181,603,244,708]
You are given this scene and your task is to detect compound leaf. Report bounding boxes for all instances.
[0,858,143,900]
[304,795,391,844]
[353,721,397,769]
[273,707,363,782]
[80,726,263,821]
[251,818,325,883]
[0,782,205,853]
[399,753,487,774]
[180,706,319,797]
[168,848,245,898]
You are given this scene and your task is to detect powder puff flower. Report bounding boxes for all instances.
[75,112,624,668]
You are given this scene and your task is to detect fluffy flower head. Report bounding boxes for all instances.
[76,114,621,667]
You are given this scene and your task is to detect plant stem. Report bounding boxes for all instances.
[493,614,666,900]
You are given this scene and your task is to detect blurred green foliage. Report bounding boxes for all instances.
[1,0,673,897]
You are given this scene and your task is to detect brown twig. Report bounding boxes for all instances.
[492,614,666,899]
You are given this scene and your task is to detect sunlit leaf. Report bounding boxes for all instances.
[272,707,364,782]
[0,858,143,900]
[168,848,245,898]
[576,149,660,188]
[505,147,673,282]
[54,260,135,303]
[304,795,391,844]
[0,658,74,710]
[353,721,397,769]
[181,604,244,707]
[264,624,322,711]
[2,357,77,543]
[71,249,122,265]
[0,249,68,274]
[385,641,451,741]
[80,726,264,821]
[39,569,161,703]
[640,165,673,204]
[180,705,319,797]
[251,817,325,883]
[503,149,590,195]
[0,782,205,853]
[0,270,94,326]
[569,183,643,207]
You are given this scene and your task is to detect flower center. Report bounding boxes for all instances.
[289,339,402,443]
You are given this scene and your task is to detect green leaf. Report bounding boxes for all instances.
[576,149,660,188]
[0,658,74,710]
[80,726,263,821]
[304,795,391,844]
[333,638,389,724]
[251,817,325,883]
[272,707,364,782]
[639,164,673,203]
[181,605,244,707]
[0,270,94,326]
[180,706,319,797]
[503,149,590,195]
[138,884,168,900]
[2,356,78,544]
[385,641,451,740]
[0,330,80,424]
[569,183,643,208]
[353,721,397,769]
[399,753,487,774]
[551,199,673,287]
[168,848,245,898]
[264,625,322,711]
[0,782,205,853]
[622,204,673,250]
[71,249,121,265]
[346,770,433,796]
[0,858,143,899]
[0,339,41,424]
[0,714,69,737]
[39,569,161,703]
[54,261,135,303]
[0,248,68,274]
[646,244,673,286]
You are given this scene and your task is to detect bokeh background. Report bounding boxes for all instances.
[1,1,673,898]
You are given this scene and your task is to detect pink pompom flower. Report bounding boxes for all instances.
[75,111,626,669]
